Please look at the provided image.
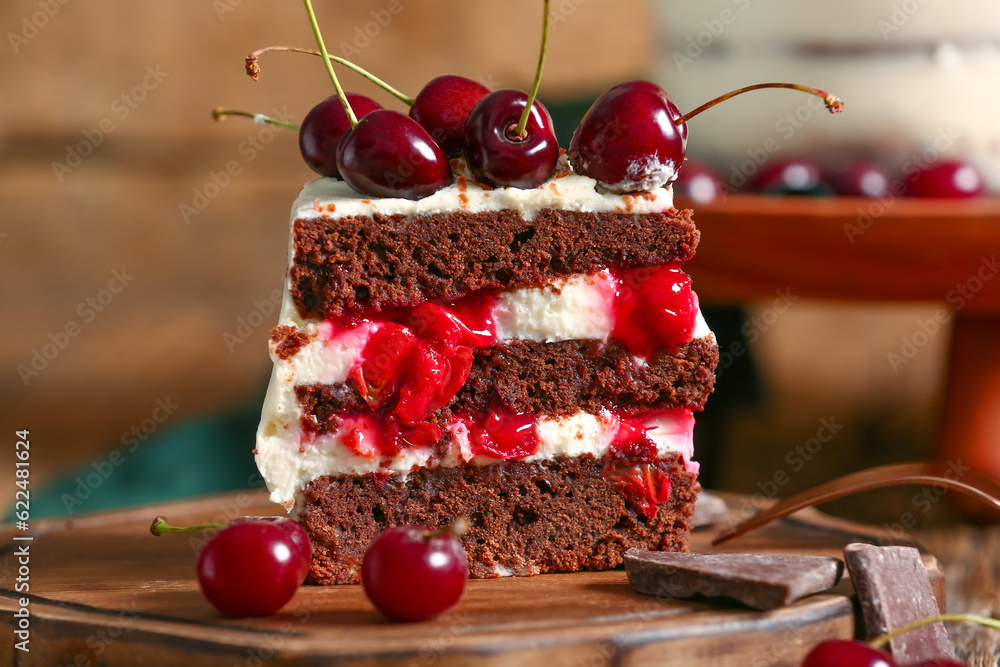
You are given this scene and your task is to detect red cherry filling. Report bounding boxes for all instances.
[602,461,673,519]
[612,265,697,357]
[299,93,382,178]
[312,269,697,458]
[403,302,494,349]
[611,418,659,465]
[410,75,491,158]
[394,342,473,425]
[337,109,453,200]
[468,409,539,459]
[348,323,417,409]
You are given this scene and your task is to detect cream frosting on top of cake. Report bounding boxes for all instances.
[292,158,674,223]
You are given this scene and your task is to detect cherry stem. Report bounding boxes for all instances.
[513,0,551,139]
[245,46,415,106]
[675,82,844,126]
[421,517,470,540]
[302,0,358,127]
[869,613,1000,649]
[150,515,225,537]
[212,108,301,131]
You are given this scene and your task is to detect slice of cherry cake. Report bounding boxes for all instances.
[255,159,718,584]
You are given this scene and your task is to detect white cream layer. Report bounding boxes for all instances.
[293,157,674,223]
[256,407,697,512]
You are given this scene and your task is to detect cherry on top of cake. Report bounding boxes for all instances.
[215,0,843,204]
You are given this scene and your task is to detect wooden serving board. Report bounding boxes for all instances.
[0,491,943,667]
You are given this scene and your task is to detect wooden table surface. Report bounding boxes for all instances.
[5,490,992,666]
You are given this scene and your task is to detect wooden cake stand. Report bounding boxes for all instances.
[0,490,943,666]
[683,194,1000,484]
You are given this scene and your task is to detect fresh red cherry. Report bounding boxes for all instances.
[299,94,382,178]
[615,80,688,143]
[674,160,724,203]
[337,109,453,200]
[362,525,468,621]
[906,160,984,198]
[569,81,686,193]
[832,159,891,198]
[751,156,834,196]
[801,640,896,667]
[197,521,303,617]
[571,82,843,193]
[463,89,560,189]
[410,75,490,158]
[228,516,312,584]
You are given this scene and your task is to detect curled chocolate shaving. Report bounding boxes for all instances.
[713,462,1000,544]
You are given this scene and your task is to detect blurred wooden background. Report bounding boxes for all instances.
[1,1,958,524]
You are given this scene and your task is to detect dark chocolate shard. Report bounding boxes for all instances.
[844,543,957,664]
[624,549,844,610]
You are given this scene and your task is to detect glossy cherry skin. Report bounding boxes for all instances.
[197,521,302,617]
[568,80,686,193]
[906,160,984,198]
[229,516,311,584]
[361,525,469,621]
[463,89,560,189]
[337,109,453,200]
[832,159,891,198]
[410,75,490,158]
[622,80,687,143]
[673,160,724,204]
[751,156,834,196]
[801,640,896,667]
[299,94,382,178]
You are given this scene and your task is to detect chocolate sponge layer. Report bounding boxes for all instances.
[300,454,698,585]
[290,207,698,320]
[295,337,719,435]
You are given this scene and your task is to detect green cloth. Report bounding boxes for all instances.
[30,398,262,520]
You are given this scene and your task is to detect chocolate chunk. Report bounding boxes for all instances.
[624,549,844,610]
[844,543,957,664]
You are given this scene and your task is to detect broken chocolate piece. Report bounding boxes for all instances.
[624,549,844,610]
[844,543,957,664]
